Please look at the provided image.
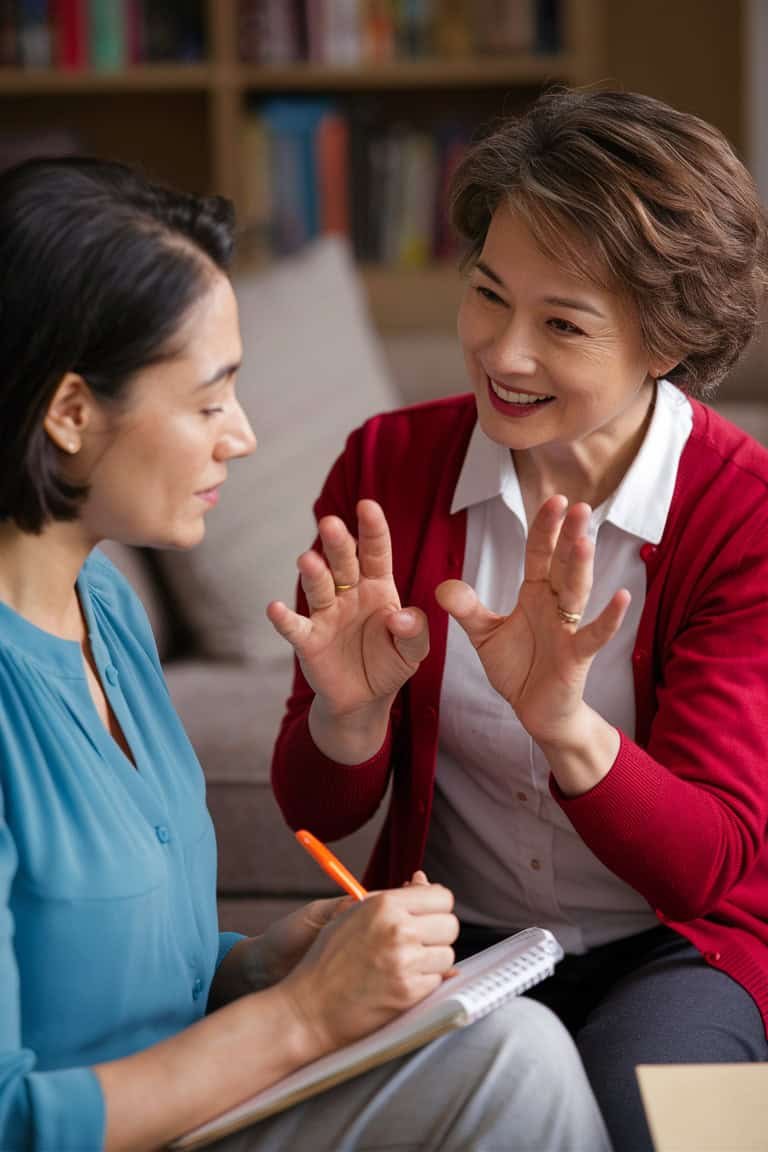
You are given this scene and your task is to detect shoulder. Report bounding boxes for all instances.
[665,398,768,568]
[685,399,768,496]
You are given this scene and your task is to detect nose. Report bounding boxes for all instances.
[215,401,257,461]
[487,317,537,377]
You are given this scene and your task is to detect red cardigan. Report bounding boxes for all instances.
[272,393,768,1033]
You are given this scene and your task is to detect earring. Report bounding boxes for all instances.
[66,441,78,454]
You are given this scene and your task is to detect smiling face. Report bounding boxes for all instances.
[76,273,255,550]
[458,206,670,461]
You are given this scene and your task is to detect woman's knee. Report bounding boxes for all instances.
[467,996,591,1090]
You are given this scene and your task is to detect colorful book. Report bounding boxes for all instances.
[88,0,124,70]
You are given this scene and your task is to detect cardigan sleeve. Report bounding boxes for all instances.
[554,506,768,921]
[271,425,396,841]
[0,800,106,1152]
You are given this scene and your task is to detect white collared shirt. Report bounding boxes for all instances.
[422,380,693,952]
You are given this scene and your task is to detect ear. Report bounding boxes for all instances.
[43,372,93,456]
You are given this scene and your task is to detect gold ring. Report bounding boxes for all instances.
[334,583,356,592]
[557,604,582,625]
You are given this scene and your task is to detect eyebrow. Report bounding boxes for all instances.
[474,260,606,319]
[196,361,241,390]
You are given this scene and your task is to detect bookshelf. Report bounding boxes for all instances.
[0,0,604,329]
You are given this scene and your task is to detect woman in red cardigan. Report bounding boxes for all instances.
[269,89,768,1152]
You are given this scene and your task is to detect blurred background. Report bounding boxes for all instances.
[1,0,765,395]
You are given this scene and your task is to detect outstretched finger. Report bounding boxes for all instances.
[356,499,394,581]
[524,495,568,583]
[549,503,591,598]
[435,580,503,648]
[297,548,337,612]
[553,532,594,628]
[318,515,360,591]
[572,589,631,662]
[266,599,313,651]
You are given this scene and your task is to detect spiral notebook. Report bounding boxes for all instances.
[172,926,563,1150]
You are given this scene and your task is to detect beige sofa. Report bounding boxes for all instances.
[104,237,768,939]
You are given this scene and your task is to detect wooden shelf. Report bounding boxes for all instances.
[235,54,577,92]
[0,0,604,333]
[0,64,212,93]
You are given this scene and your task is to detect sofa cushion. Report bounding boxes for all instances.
[156,236,400,664]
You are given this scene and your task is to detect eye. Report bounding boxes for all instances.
[548,317,584,336]
[201,406,225,417]
[475,285,504,304]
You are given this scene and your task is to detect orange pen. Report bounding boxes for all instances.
[295,829,368,901]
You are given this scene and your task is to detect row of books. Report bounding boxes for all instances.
[240,99,472,265]
[239,0,561,66]
[0,0,205,70]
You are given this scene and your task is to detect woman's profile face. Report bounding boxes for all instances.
[458,206,664,457]
[78,272,255,550]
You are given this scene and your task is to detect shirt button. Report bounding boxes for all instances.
[530,858,541,871]
[516,791,528,803]
[105,665,119,685]
[155,825,170,844]
[192,977,203,1001]
[705,951,721,963]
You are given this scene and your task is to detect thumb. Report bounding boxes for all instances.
[403,869,429,887]
[387,607,430,666]
[435,580,501,647]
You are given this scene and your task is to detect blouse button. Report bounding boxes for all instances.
[155,825,170,845]
[192,977,203,1001]
[105,665,119,685]
[530,858,541,871]
[516,791,528,803]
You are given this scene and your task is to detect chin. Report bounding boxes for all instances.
[150,520,207,551]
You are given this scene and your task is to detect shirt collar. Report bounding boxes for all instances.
[450,379,691,544]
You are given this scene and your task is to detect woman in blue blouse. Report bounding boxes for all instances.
[0,157,611,1151]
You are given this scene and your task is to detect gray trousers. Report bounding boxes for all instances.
[209,997,612,1152]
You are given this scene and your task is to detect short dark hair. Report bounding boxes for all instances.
[0,156,236,532]
[450,88,768,397]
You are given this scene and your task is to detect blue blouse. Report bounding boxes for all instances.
[0,551,241,1150]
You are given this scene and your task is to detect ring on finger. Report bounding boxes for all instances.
[556,603,582,625]
[334,582,357,592]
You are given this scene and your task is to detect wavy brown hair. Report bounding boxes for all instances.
[450,88,768,396]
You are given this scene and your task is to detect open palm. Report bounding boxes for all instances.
[437,496,630,745]
[267,499,429,717]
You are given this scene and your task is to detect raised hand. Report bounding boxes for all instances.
[267,499,429,723]
[436,495,630,747]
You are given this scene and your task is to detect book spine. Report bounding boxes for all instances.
[316,111,349,236]
[124,0,143,64]
[241,109,273,242]
[0,0,19,64]
[88,0,124,69]
[52,0,88,68]
[18,0,52,68]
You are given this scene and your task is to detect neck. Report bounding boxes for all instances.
[514,380,656,517]
[0,518,96,640]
